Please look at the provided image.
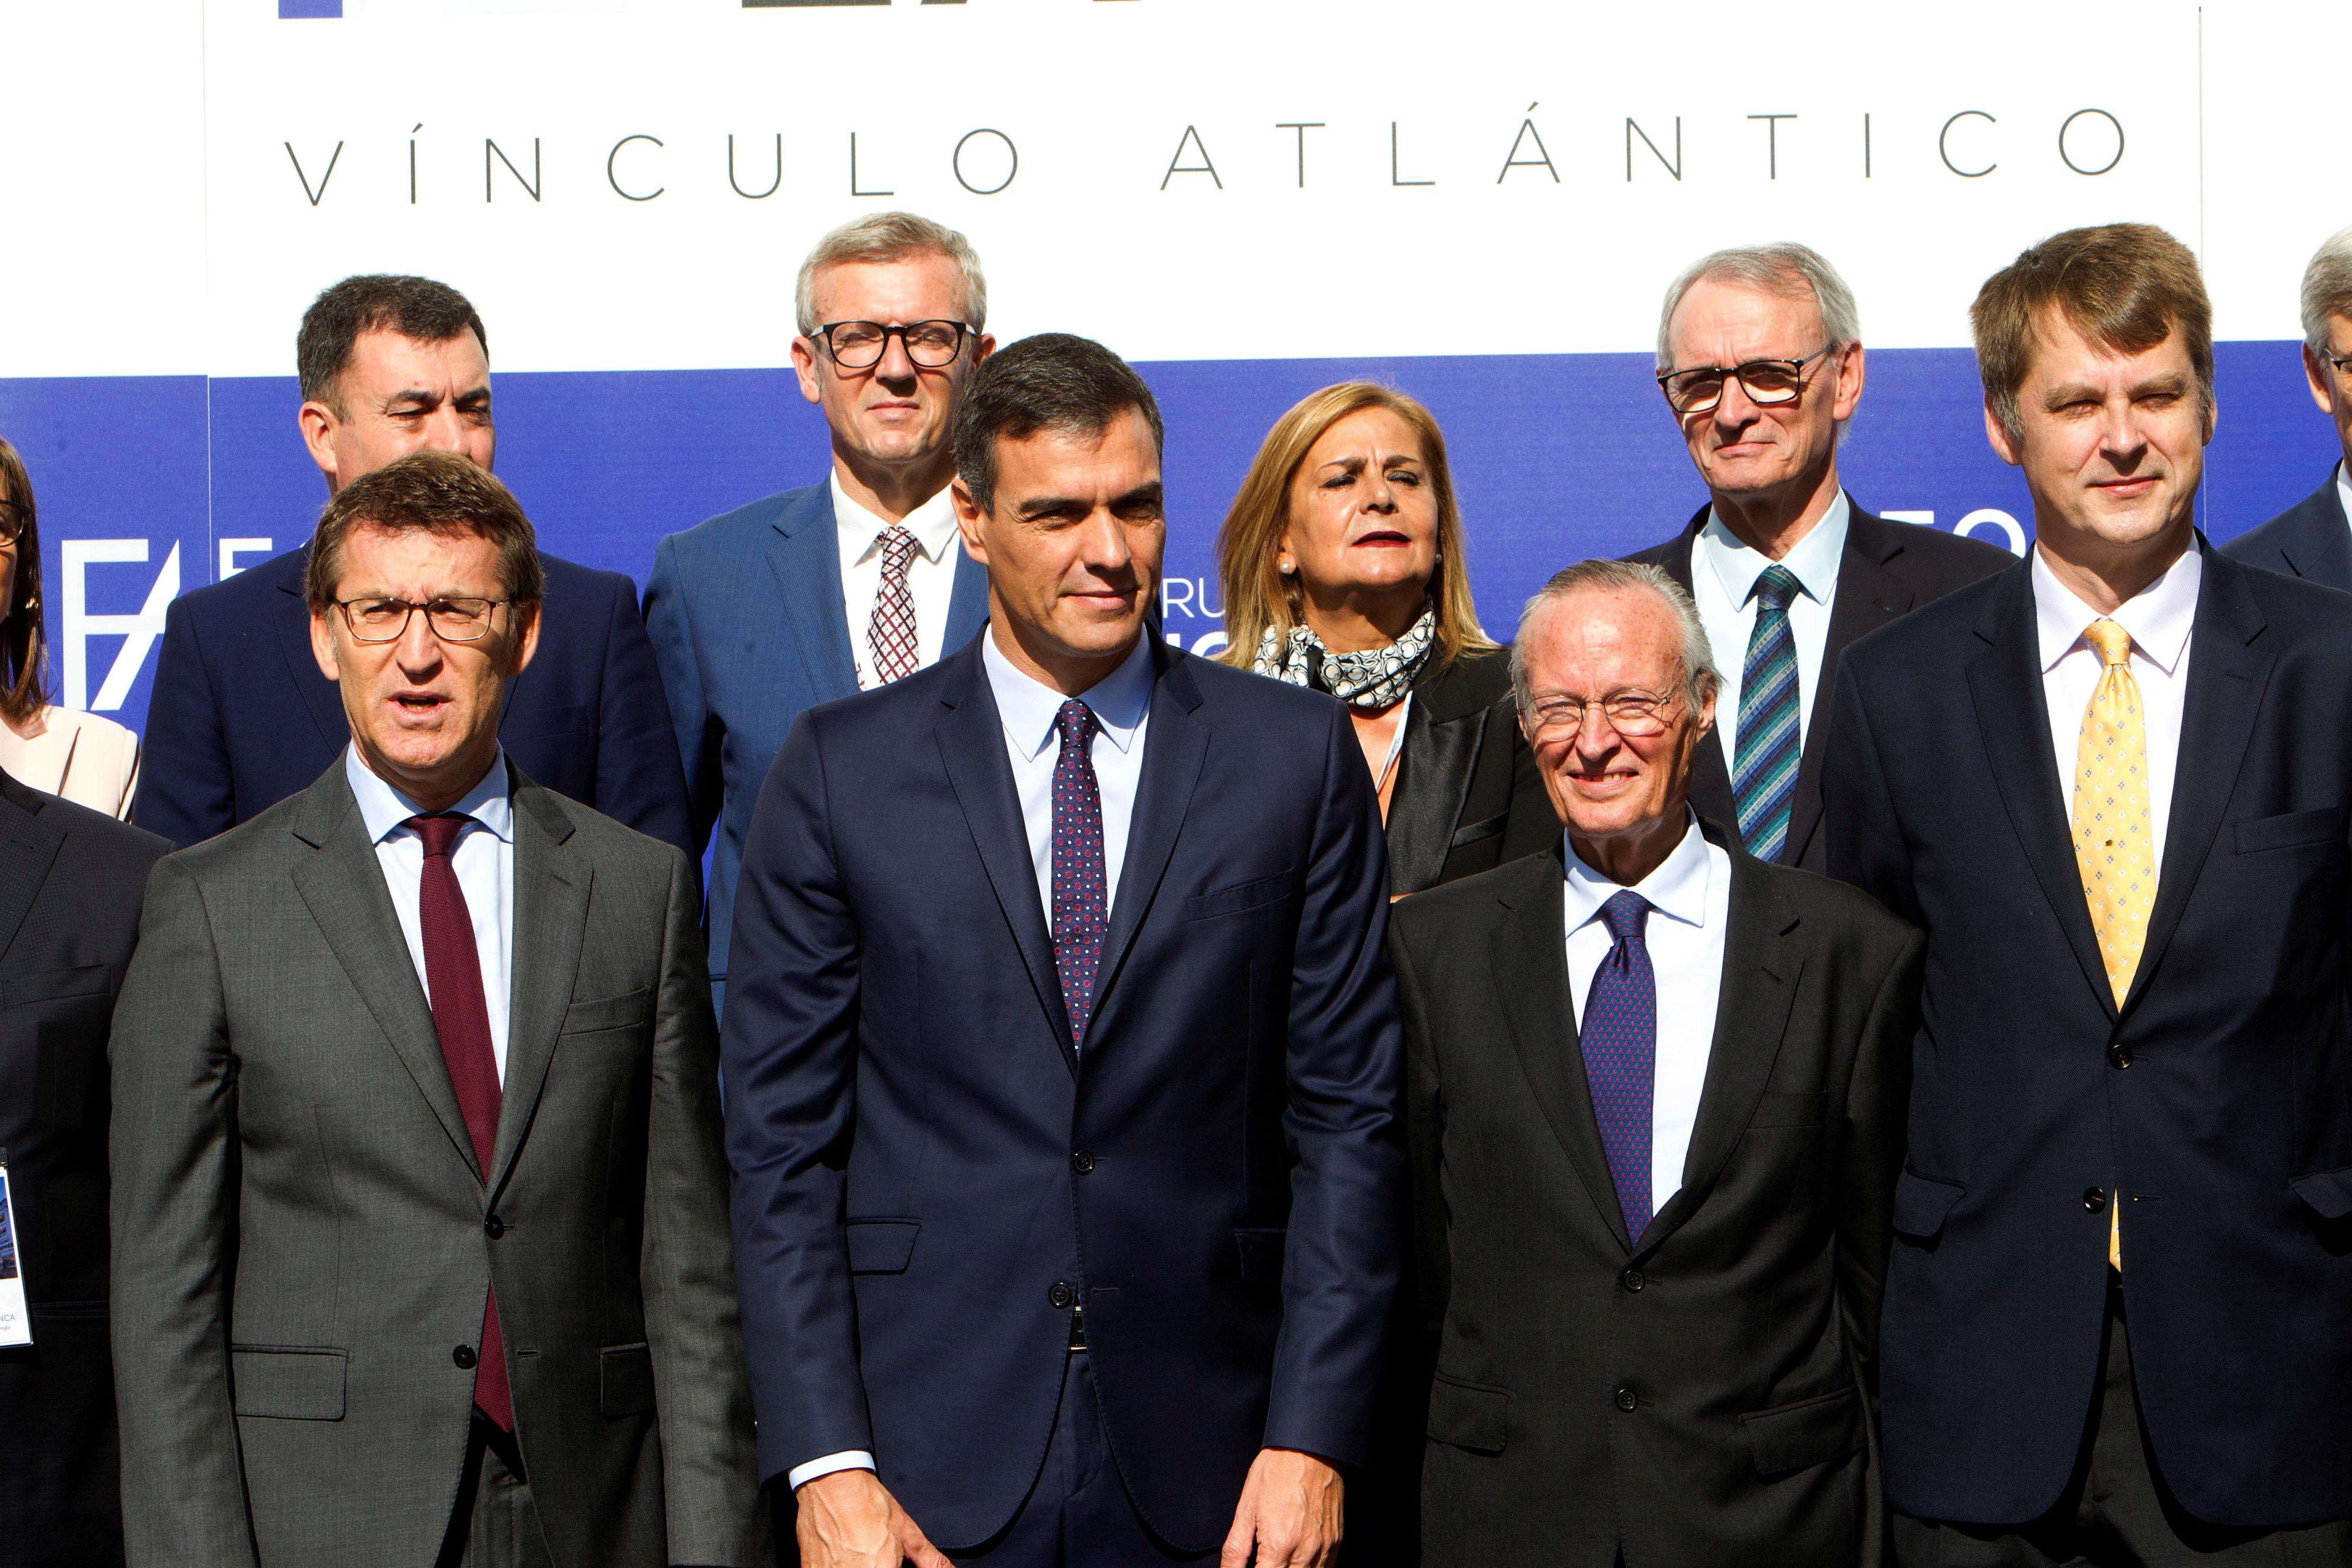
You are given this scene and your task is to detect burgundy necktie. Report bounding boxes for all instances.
[867,525,920,687]
[1050,701,1108,1051]
[406,813,514,1432]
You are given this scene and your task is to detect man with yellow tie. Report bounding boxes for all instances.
[1828,223,2352,1566]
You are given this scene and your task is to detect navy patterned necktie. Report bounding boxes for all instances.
[1732,563,1803,860]
[1049,700,1108,1051]
[1581,890,1656,1242]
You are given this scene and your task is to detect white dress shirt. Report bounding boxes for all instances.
[2032,542,2201,870]
[2335,459,2352,535]
[344,745,516,1081]
[1561,813,1730,1219]
[787,631,1158,1492]
[1692,490,1849,759]
[834,473,963,690]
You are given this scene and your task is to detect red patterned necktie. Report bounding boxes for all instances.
[867,526,920,687]
[406,813,515,1431]
[1049,701,1108,1051]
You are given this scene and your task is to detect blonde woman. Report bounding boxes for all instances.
[0,438,141,818]
[1217,383,1555,894]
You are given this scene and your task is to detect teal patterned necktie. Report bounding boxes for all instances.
[1731,565,1803,860]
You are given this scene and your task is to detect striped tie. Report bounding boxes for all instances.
[1731,564,1803,860]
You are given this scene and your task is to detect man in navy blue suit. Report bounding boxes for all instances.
[1830,224,2352,1563]
[722,334,1403,1568]
[2223,223,2352,588]
[644,213,994,1013]
[134,275,690,856]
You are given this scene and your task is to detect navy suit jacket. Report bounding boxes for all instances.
[133,543,691,857]
[1828,544,2352,1528]
[642,482,988,1004]
[720,635,1404,1554]
[2221,469,2352,590]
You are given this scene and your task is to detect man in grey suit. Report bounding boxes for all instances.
[109,452,765,1567]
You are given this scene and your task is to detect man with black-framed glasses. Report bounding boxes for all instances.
[644,211,995,1019]
[2223,223,2352,587]
[1628,242,2007,875]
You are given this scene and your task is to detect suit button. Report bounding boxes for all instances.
[1613,1386,1638,1413]
[452,1345,478,1370]
[2109,1044,2133,1070]
[483,1215,506,1239]
[2083,1188,2107,1214]
[1071,1151,1096,1175]
[1622,1269,1645,1293]
[1048,1282,1075,1310]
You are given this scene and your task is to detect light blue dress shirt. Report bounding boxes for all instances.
[343,744,516,1081]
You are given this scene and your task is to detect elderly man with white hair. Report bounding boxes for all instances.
[2223,223,2352,587]
[1628,242,2008,874]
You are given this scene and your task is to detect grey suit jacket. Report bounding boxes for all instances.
[109,761,766,1568]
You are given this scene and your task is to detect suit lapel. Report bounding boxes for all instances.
[272,550,351,753]
[1378,671,1485,896]
[1651,517,1742,831]
[1965,564,2118,1018]
[288,768,482,1179]
[767,487,860,703]
[2125,551,2274,1014]
[2279,480,2352,591]
[1785,506,1915,866]
[0,774,65,960]
[1489,859,1632,1251]
[1090,648,1208,1035]
[489,775,590,1198]
[933,644,1077,1074]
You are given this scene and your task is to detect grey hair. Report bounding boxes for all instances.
[794,211,988,339]
[1655,241,1862,372]
[2302,224,2352,356]
[1512,559,1719,713]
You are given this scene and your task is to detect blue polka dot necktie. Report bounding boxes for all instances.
[1732,564,1803,860]
[1050,700,1108,1052]
[1582,890,1656,1241]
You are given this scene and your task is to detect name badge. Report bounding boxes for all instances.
[0,1151,28,1348]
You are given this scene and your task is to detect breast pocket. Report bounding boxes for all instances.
[1183,867,1298,922]
[8,965,114,1130]
[2234,805,2346,854]
[562,987,652,1037]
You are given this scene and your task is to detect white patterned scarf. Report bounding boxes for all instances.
[1252,606,1436,711]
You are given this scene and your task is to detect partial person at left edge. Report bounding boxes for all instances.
[0,437,141,817]
[132,274,691,859]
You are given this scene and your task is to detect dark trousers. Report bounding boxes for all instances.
[1895,1282,2352,1566]
[435,1411,552,1568]
[957,1350,1210,1568]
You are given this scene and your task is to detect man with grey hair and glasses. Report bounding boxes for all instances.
[644,212,995,1017]
[1390,557,1922,1564]
[2224,222,2352,587]
[1629,242,2007,874]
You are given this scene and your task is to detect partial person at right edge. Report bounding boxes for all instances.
[1629,242,2008,872]
[2222,223,2352,586]
[133,274,690,858]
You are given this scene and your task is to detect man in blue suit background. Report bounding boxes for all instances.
[2223,223,2352,588]
[644,213,993,1012]
[722,333,1402,1568]
[134,275,690,857]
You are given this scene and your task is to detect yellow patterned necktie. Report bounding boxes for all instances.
[2071,617,2151,1271]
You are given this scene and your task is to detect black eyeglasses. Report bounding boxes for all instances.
[334,596,516,644]
[0,502,22,547]
[2322,350,2352,380]
[815,320,974,370]
[1657,345,1836,416]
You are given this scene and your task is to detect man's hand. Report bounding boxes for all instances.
[794,1469,952,1568]
[1220,1448,1344,1568]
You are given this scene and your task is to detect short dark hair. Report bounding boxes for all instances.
[1972,223,2213,442]
[953,333,1164,515]
[297,275,489,412]
[306,451,544,612]
[0,436,49,726]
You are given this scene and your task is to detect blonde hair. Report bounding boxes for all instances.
[794,211,987,337]
[1214,382,1491,674]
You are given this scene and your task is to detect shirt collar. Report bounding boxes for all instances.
[831,470,961,567]
[1698,489,1850,610]
[2030,539,2202,677]
[344,743,516,848]
[982,629,1156,762]
[1561,810,1713,933]
[2336,459,2351,530]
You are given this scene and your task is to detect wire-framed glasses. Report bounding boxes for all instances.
[334,596,513,644]
[1657,345,1836,416]
[0,502,23,547]
[1523,687,1686,740]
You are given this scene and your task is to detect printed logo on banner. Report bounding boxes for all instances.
[279,1,342,16]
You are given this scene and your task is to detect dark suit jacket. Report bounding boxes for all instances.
[109,764,765,1567]
[1630,499,2010,872]
[133,543,691,859]
[1385,647,1558,896]
[1828,545,2352,1528]
[2220,470,2352,589]
[643,483,990,1007]
[1392,825,1921,1567]
[0,772,168,1568]
[720,635,1404,1554]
